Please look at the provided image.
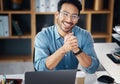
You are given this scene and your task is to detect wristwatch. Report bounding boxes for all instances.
[73,47,82,56]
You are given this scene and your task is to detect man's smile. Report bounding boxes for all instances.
[63,21,73,29]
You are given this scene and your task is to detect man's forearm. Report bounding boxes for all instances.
[76,52,92,68]
[45,46,66,70]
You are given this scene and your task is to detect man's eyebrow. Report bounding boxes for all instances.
[72,13,78,15]
[63,11,78,15]
[62,10,69,13]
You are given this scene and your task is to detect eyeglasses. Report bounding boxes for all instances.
[60,11,79,21]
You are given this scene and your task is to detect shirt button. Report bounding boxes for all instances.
[65,55,67,57]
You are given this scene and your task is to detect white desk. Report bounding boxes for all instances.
[76,71,108,84]
[1,43,119,84]
[94,43,120,83]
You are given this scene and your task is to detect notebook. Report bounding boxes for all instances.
[25,70,77,84]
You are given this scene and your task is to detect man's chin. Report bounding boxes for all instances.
[63,29,71,33]
[64,27,72,32]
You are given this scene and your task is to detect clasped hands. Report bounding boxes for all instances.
[63,32,79,53]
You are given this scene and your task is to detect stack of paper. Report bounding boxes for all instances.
[114,26,120,34]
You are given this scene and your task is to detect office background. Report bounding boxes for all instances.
[0,0,120,74]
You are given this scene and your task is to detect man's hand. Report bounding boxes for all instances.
[63,33,79,53]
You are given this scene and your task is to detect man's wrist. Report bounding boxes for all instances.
[73,47,82,56]
[60,46,67,54]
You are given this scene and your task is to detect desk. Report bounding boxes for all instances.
[1,43,119,84]
[0,71,108,84]
[94,43,120,83]
[76,71,108,84]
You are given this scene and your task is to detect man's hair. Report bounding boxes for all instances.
[57,0,82,16]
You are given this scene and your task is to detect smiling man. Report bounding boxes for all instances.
[34,0,99,73]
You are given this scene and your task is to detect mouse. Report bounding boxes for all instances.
[97,75,114,83]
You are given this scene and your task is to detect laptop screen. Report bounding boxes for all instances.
[25,70,77,84]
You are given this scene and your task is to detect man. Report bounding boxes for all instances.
[34,0,99,73]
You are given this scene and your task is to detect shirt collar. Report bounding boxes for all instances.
[54,25,61,40]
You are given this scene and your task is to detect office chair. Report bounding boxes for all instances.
[33,48,37,71]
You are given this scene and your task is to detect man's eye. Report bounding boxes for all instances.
[63,12,68,16]
[72,15,78,19]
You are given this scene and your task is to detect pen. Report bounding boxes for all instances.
[3,74,6,84]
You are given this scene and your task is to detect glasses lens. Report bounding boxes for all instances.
[60,11,79,21]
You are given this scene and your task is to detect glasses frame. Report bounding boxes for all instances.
[60,11,79,21]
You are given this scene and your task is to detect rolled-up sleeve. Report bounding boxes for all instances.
[83,56,99,73]
[80,32,99,73]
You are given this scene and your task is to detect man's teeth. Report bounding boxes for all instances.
[64,22,71,27]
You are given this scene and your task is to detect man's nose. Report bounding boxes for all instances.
[66,15,73,22]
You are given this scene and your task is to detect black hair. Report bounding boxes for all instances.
[57,0,82,16]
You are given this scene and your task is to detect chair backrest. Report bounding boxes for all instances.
[33,48,37,71]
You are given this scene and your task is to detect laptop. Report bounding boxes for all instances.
[25,70,77,84]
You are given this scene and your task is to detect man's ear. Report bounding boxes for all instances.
[55,11,59,19]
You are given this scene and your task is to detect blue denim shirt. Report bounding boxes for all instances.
[34,25,99,73]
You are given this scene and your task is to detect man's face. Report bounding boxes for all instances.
[56,3,79,34]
